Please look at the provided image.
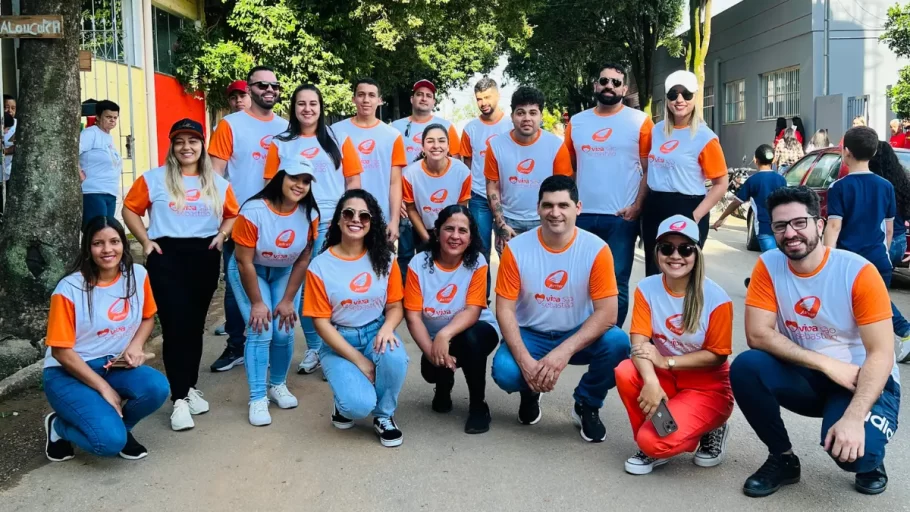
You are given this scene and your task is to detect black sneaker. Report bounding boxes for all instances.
[431,387,453,413]
[373,417,403,447]
[464,401,492,434]
[742,453,801,498]
[855,464,888,495]
[331,405,354,430]
[118,432,148,460]
[518,391,542,425]
[571,402,606,442]
[694,423,730,467]
[44,413,74,462]
[210,345,244,372]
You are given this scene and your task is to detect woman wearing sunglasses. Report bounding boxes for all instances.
[640,71,728,276]
[615,215,734,475]
[302,189,409,447]
[229,160,319,426]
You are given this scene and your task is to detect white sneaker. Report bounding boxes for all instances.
[897,334,910,363]
[170,399,195,431]
[624,450,668,475]
[249,398,272,426]
[296,349,321,374]
[186,388,210,415]
[267,383,298,409]
[694,423,731,467]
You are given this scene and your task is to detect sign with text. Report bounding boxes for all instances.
[0,16,63,39]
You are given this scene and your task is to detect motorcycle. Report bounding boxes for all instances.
[711,156,751,220]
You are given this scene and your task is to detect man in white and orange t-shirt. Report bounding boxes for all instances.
[732,186,899,498]
[485,86,573,253]
[491,175,630,444]
[566,63,653,327]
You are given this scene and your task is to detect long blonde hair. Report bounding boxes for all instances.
[164,139,223,219]
[664,100,702,139]
[656,243,705,334]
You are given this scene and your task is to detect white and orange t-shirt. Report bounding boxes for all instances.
[123,166,239,239]
[461,112,513,198]
[496,227,617,332]
[630,275,733,357]
[303,248,403,327]
[263,134,363,216]
[484,130,573,222]
[566,106,653,215]
[331,118,408,222]
[647,121,727,196]
[231,199,319,267]
[746,248,899,381]
[402,158,471,229]
[391,116,461,163]
[208,110,289,204]
[44,265,156,368]
[404,252,499,339]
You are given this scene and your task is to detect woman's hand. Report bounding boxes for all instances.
[209,233,226,251]
[249,301,272,334]
[122,343,147,368]
[356,355,376,384]
[638,380,668,421]
[143,240,162,256]
[274,299,297,332]
[373,327,400,354]
[99,385,124,418]
[632,342,668,369]
[430,332,456,370]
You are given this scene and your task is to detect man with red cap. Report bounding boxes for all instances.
[226,80,250,113]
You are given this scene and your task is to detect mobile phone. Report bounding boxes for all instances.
[650,400,678,438]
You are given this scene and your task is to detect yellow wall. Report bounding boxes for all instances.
[152,0,202,21]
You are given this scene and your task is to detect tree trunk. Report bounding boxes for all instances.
[0,0,82,341]
[688,0,713,112]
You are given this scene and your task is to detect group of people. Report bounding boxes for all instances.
[46,63,901,498]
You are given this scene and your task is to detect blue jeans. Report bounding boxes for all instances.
[469,193,494,298]
[757,234,777,253]
[491,325,630,408]
[731,349,899,473]
[319,316,409,419]
[302,221,330,351]
[227,258,301,402]
[82,193,116,227]
[576,213,638,326]
[43,357,169,456]
[222,241,246,352]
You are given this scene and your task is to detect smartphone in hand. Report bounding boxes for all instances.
[650,400,678,438]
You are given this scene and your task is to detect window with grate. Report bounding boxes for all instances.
[153,7,185,75]
[761,67,800,119]
[703,85,715,129]
[724,80,745,124]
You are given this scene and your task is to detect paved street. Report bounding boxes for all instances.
[3,216,910,511]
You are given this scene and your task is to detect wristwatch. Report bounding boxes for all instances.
[667,357,676,370]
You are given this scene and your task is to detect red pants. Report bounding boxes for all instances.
[614,359,734,459]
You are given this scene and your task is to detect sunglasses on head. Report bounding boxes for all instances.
[250,81,281,92]
[341,207,372,223]
[598,77,623,88]
[657,242,697,258]
[666,89,694,101]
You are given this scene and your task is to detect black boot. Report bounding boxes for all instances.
[743,453,801,498]
[855,464,888,495]
[464,401,491,434]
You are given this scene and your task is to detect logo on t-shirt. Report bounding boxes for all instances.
[185,189,201,201]
[517,159,535,174]
[412,134,422,145]
[660,140,680,154]
[436,284,458,304]
[592,128,613,142]
[108,298,130,322]
[275,229,296,249]
[479,135,498,158]
[794,296,821,319]
[350,272,373,293]
[358,139,376,155]
[430,189,448,204]
[252,135,275,161]
[665,314,685,336]
[301,147,320,159]
[669,220,687,231]
[545,270,568,290]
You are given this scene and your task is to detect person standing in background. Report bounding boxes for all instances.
[792,117,807,149]
[773,127,804,174]
[79,100,122,227]
[773,118,787,146]
[806,129,832,153]
[226,80,251,114]
[889,119,908,149]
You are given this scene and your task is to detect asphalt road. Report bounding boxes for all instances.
[3,216,910,511]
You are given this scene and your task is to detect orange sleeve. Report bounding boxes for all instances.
[483,144,500,181]
[466,265,488,308]
[564,122,575,158]
[403,267,423,311]
[402,175,415,203]
[460,130,473,157]
[447,125,461,156]
[45,294,76,348]
[387,263,404,304]
[553,143,573,176]
[223,185,240,218]
[231,214,259,248]
[123,176,151,216]
[495,245,521,300]
[340,138,364,177]
[852,264,893,325]
[208,119,234,161]
[263,142,280,180]
[744,259,777,312]
[703,301,734,355]
[629,287,652,338]
[589,245,618,299]
[639,118,655,158]
[142,275,157,319]
[308,217,319,245]
[302,270,332,318]
[391,135,407,167]
[458,175,471,203]
[699,138,727,180]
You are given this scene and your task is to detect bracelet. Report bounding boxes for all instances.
[221,230,230,239]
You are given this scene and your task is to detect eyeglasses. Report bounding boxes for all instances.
[598,77,623,88]
[656,242,697,258]
[250,81,281,92]
[341,208,372,224]
[666,89,694,101]
[771,216,817,233]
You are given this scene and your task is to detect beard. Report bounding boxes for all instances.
[251,91,277,110]
[778,232,819,261]
[597,90,623,106]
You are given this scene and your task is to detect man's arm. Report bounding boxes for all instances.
[388,165,403,241]
[211,157,227,177]
[885,219,894,248]
[712,197,744,229]
[824,218,842,248]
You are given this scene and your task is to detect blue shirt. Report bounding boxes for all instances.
[827,171,896,270]
[735,170,787,236]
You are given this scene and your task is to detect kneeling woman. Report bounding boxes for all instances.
[229,160,319,426]
[43,217,169,462]
[303,189,409,447]
[615,215,734,475]
[404,205,499,434]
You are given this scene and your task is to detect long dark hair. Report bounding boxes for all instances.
[422,205,483,273]
[65,216,137,318]
[792,116,806,145]
[775,117,786,140]
[413,123,448,163]
[276,84,342,169]
[246,170,320,225]
[324,189,394,277]
[870,141,910,218]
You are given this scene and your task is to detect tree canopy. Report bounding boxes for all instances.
[882,2,910,117]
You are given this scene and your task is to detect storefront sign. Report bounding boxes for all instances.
[0,16,64,39]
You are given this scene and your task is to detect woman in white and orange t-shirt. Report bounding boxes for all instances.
[302,189,409,448]
[615,215,734,475]
[404,204,499,434]
[229,159,319,426]
[402,124,472,246]
[42,216,168,463]
[122,118,239,432]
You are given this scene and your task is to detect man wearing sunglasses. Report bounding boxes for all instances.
[732,186,898,497]
[207,65,288,373]
[565,63,653,327]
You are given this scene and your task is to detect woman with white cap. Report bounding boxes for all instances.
[615,214,734,475]
[229,159,320,426]
[641,71,728,276]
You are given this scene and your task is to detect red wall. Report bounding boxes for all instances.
[154,73,206,166]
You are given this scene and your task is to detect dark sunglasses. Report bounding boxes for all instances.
[666,89,694,101]
[250,81,281,92]
[341,208,372,223]
[598,77,623,88]
[657,242,697,258]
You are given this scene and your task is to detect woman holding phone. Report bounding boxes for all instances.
[615,215,734,475]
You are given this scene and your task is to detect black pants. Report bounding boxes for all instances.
[420,321,499,404]
[641,191,710,276]
[146,237,221,401]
